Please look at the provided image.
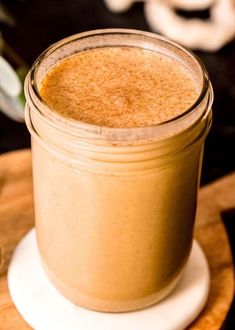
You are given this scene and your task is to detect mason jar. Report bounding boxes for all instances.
[24,29,213,312]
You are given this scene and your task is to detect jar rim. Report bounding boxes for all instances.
[25,28,212,142]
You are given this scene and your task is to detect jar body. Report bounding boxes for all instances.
[31,136,203,311]
[25,29,213,312]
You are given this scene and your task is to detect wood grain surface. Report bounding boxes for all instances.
[0,149,234,330]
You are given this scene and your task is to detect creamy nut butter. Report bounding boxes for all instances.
[25,30,213,312]
[40,47,199,127]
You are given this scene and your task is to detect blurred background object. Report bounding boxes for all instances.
[105,0,235,51]
[0,55,25,121]
[0,2,15,26]
[0,1,27,122]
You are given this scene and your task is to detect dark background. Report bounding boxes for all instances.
[0,0,234,328]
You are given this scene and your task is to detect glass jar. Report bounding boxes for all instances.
[24,29,213,312]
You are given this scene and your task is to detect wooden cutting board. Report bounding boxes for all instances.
[0,149,234,330]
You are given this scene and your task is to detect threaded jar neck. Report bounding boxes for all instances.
[24,29,213,172]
